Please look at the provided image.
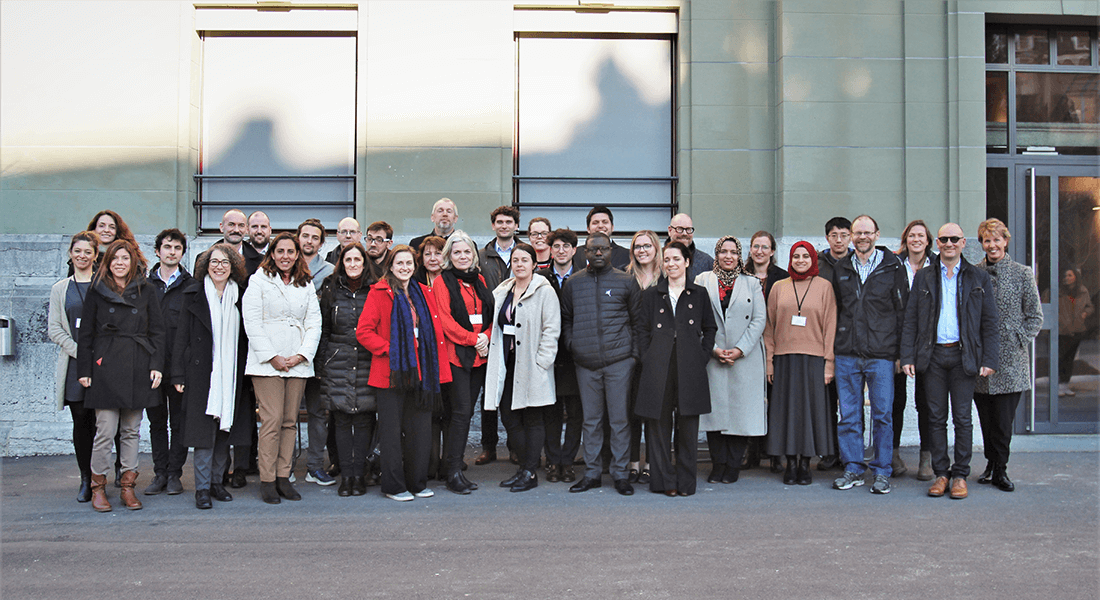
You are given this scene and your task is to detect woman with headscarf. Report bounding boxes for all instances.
[695,236,767,484]
[764,241,837,486]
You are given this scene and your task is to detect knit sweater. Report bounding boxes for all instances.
[764,276,837,378]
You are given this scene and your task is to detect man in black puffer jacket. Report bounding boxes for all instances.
[560,232,643,496]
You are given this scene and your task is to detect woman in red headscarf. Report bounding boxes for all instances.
[763,241,837,486]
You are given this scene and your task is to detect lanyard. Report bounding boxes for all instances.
[792,276,814,315]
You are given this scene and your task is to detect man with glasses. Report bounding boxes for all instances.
[364,221,393,283]
[815,216,852,471]
[901,223,999,500]
[561,232,644,496]
[539,228,582,482]
[667,213,713,279]
[411,197,458,252]
[830,215,909,495]
[325,217,362,265]
[528,217,553,270]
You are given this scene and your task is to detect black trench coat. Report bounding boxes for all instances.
[634,278,718,419]
[77,277,166,410]
[171,280,252,448]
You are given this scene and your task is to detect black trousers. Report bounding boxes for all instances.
[480,396,499,451]
[923,345,975,479]
[893,371,930,451]
[498,354,548,473]
[445,364,486,473]
[229,384,257,475]
[973,391,1021,467]
[645,351,699,495]
[544,393,582,468]
[333,410,376,478]
[68,402,97,475]
[146,385,188,477]
[706,431,748,471]
[375,387,431,496]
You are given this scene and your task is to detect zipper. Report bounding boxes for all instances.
[595,272,606,365]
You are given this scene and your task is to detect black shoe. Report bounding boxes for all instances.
[546,464,561,483]
[721,467,740,484]
[992,468,1015,492]
[707,465,726,484]
[770,455,785,474]
[569,476,601,493]
[446,472,471,495]
[977,463,993,485]
[195,489,212,509]
[628,468,640,483]
[458,471,479,491]
[817,455,840,471]
[500,469,524,488]
[637,469,650,485]
[77,472,93,503]
[143,474,167,495]
[614,479,634,496]
[165,475,184,495]
[230,471,248,489]
[260,481,280,504]
[275,477,301,501]
[796,456,812,485]
[338,477,352,497]
[351,476,368,496]
[782,457,796,485]
[510,470,538,493]
[210,484,233,502]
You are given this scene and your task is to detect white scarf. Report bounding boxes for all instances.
[205,277,240,431]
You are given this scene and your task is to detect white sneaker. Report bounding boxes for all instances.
[386,491,415,502]
[414,488,434,498]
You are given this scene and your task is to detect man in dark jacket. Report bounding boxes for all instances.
[143,229,194,496]
[410,197,457,252]
[571,206,631,271]
[815,216,851,471]
[667,213,714,280]
[901,223,999,501]
[243,210,271,275]
[539,228,582,483]
[830,215,909,496]
[560,232,643,496]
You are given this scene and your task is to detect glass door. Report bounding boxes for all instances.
[1015,166,1099,433]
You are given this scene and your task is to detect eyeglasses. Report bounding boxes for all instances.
[366,236,390,245]
[529,231,549,239]
[551,243,573,251]
[851,231,877,238]
[586,245,610,254]
[670,226,695,234]
[209,259,231,267]
[633,244,654,251]
[938,236,963,244]
[827,232,850,240]
[337,229,360,236]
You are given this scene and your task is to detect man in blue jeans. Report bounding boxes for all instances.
[829,215,909,495]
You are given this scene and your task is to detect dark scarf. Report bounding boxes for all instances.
[388,282,442,410]
[440,267,494,369]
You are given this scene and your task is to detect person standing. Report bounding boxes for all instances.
[325,217,362,265]
[973,218,1043,492]
[172,245,251,509]
[635,242,717,497]
[561,232,644,496]
[217,210,248,254]
[571,206,631,271]
[528,217,553,270]
[243,232,321,504]
[901,223,999,500]
[413,235,449,480]
[1055,267,1094,397]
[484,243,561,492]
[696,236,767,485]
[667,213,713,280]
[143,229,194,497]
[48,231,100,503]
[624,230,663,483]
[815,217,851,472]
[77,240,166,512]
[410,198,459,252]
[744,230,788,473]
[831,215,909,495]
[296,219,337,487]
[243,211,272,275]
[364,221,394,283]
[69,210,137,279]
[894,219,935,479]
[539,228,582,483]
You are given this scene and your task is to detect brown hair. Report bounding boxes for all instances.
[95,240,146,293]
[296,218,327,245]
[897,219,933,263]
[977,218,1012,244]
[367,221,393,240]
[194,243,249,287]
[383,245,418,292]
[490,205,520,224]
[744,230,778,274]
[417,236,446,269]
[334,243,369,279]
[86,210,136,246]
[69,231,100,254]
[259,232,313,287]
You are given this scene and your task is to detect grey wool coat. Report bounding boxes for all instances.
[976,255,1044,395]
[695,271,768,436]
[484,274,561,411]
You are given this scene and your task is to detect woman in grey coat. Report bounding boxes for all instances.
[974,219,1043,492]
[695,236,767,484]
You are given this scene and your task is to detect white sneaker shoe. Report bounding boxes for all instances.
[386,491,415,502]
[414,488,434,498]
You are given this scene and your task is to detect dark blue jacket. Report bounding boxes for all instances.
[560,264,643,370]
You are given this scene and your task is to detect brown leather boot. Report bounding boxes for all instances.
[90,473,112,512]
[118,470,143,510]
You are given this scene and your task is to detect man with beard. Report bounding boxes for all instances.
[667,213,713,279]
[410,198,458,252]
[298,219,337,486]
[364,221,393,283]
[243,211,271,275]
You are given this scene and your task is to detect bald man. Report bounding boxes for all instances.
[901,223,999,501]
[218,209,247,253]
[668,213,713,279]
[410,198,458,252]
[326,217,362,265]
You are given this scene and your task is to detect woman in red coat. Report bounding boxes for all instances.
[356,245,452,502]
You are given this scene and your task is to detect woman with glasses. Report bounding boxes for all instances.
[624,230,663,484]
[528,217,553,270]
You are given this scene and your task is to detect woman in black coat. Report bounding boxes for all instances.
[635,242,718,497]
[77,240,165,512]
[172,244,251,509]
[317,243,377,497]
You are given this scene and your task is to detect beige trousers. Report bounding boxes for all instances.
[252,376,306,482]
[91,408,143,476]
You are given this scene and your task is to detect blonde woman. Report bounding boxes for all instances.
[624,230,663,483]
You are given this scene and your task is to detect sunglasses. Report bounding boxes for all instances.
[938,236,962,244]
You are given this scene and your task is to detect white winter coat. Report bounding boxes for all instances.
[243,270,322,378]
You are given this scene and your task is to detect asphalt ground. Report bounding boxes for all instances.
[2,446,1098,600]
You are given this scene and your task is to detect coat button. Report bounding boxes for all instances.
[516,341,521,345]
[659,308,665,313]
[109,308,115,313]
[745,315,749,319]
[689,319,694,324]
[132,308,139,314]
[516,323,522,328]
[657,323,662,328]
[688,304,693,309]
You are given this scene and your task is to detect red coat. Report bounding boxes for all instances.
[431,273,491,368]
[356,279,453,388]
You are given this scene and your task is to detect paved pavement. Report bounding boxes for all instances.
[2,444,1098,600]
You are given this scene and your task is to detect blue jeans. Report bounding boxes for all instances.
[835,355,894,477]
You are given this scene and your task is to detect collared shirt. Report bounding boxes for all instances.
[495,239,515,266]
[853,248,883,284]
[936,261,960,343]
[904,255,930,288]
[158,266,180,288]
[552,263,573,288]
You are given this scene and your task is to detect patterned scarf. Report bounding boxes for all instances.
[388,281,442,410]
[713,235,743,300]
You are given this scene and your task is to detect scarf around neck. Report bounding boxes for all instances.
[204,277,240,430]
[440,267,494,369]
[787,241,820,281]
[388,281,442,410]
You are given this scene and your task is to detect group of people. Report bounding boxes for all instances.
[48,199,1043,510]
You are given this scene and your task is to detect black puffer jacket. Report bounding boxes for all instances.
[831,247,909,360]
[317,273,375,414]
[560,264,643,370]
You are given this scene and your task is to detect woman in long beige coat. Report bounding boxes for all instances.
[484,243,560,492]
[696,236,767,484]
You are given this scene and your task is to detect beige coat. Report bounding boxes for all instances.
[47,277,79,410]
[484,274,560,411]
[243,270,322,378]
[695,272,768,436]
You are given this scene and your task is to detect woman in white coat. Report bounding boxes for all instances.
[243,232,322,504]
[484,243,560,492]
[695,236,767,484]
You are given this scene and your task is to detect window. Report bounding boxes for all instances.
[514,30,675,233]
[195,9,357,231]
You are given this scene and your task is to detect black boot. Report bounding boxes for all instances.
[260,481,280,504]
[782,456,796,485]
[338,477,352,497]
[721,465,740,484]
[796,456,812,485]
[446,471,471,495]
[992,464,1015,492]
[77,471,92,503]
[275,477,301,501]
[351,476,368,496]
[458,470,479,490]
[977,462,993,484]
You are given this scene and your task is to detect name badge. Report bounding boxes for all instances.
[75,318,81,329]
[413,326,419,339]
[469,314,483,325]
[791,315,807,327]
[502,324,517,336]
